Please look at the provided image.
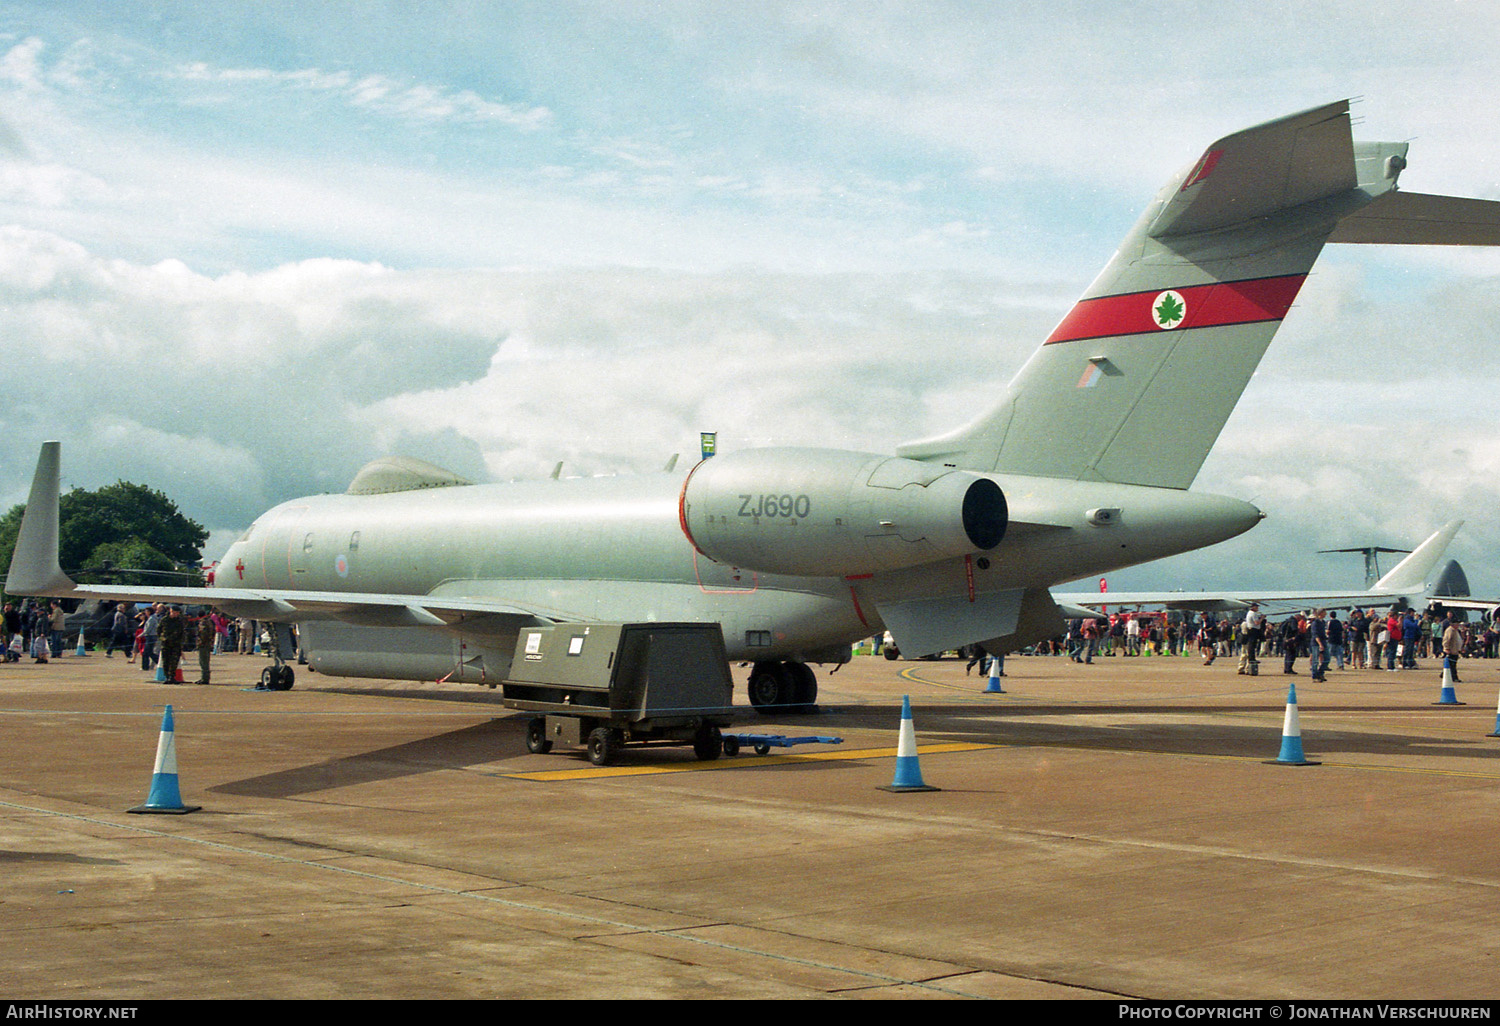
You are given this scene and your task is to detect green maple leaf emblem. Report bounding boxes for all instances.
[1154,291,1185,328]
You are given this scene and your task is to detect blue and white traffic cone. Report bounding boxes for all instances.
[1487,687,1500,738]
[154,662,166,682]
[879,695,940,792]
[128,705,201,814]
[1435,660,1464,706]
[1272,683,1318,766]
[983,655,1005,694]
[75,632,88,656]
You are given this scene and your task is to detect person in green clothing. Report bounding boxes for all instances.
[194,613,215,685]
[159,606,186,683]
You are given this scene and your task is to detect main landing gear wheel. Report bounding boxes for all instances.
[260,666,295,691]
[747,661,818,715]
[786,661,818,713]
[525,717,553,755]
[748,662,790,713]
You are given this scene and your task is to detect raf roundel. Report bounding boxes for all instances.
[335,555,349,578]
[1151,290,1187,330]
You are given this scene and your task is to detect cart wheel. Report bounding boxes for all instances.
[754,742,771,756]
[693,724,722,761]
[525,717,553,755]
[721,735,740,757]
[587,727,617,766]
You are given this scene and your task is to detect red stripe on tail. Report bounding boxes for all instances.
[1044,274,1307,345]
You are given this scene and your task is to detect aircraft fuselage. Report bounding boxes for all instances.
[211,458,1260,679]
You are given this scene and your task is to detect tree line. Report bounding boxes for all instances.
[0,481,208,598]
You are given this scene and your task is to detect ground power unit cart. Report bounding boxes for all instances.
[502,622,737,766]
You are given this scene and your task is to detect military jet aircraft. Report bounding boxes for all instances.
[1052,520,1466,615]
[10,100,1500,711]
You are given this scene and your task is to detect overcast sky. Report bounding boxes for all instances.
[1,1,1497,596]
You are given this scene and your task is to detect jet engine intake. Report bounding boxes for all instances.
[679,447,1006,577]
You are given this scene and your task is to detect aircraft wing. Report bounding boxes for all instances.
[1425,597,1500,616]
[3,441,554,636]
[1052,521,1464,615]
[1049,588,1400,614]
[68,584,553,634]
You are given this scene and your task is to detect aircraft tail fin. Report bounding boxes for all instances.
[1374,520,1462,595]
[5,441,78,597]
[898,101,1500,489]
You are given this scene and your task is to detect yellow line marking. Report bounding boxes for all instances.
[503,742,994,781]
[504,731,1500,784]
[897,666,1002,694]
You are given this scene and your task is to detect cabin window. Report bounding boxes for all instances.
[746,630,772,648]
[302,533,314,553]
[349,531,360,551]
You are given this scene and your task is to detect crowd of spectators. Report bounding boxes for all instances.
[1054,605,1499,670]
[3,599,269,683]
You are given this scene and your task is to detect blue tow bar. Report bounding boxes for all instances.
[722,734,844,756]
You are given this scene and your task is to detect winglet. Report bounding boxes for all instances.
[1374,520,1463,594]
[5,441,77,596]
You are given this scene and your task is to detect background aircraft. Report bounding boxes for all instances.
[1053,521,1465,616]
[10,100,1500,711]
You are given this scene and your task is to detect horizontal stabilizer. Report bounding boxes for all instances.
[1328,192,1500,245]
[1149,100,1355,237]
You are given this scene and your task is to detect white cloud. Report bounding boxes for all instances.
[171,60,552,129]
[0,3,1496,597]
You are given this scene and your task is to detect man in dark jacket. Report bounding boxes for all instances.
[1281,613,1304,675]
[160,607,186,683]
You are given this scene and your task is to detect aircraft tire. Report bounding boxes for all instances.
[692,724,722,761]
[272,666,295,691]
[525,717,553,755]
[587,727,617,766]
[787,661,818,713]
[747,662,788,713]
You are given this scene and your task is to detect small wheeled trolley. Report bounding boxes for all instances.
[502,622,736,766]
[720,734,844,757]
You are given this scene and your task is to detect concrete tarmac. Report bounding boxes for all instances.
[3,646,1499,1000]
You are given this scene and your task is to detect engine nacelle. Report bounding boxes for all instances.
[679,447,1006,578]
